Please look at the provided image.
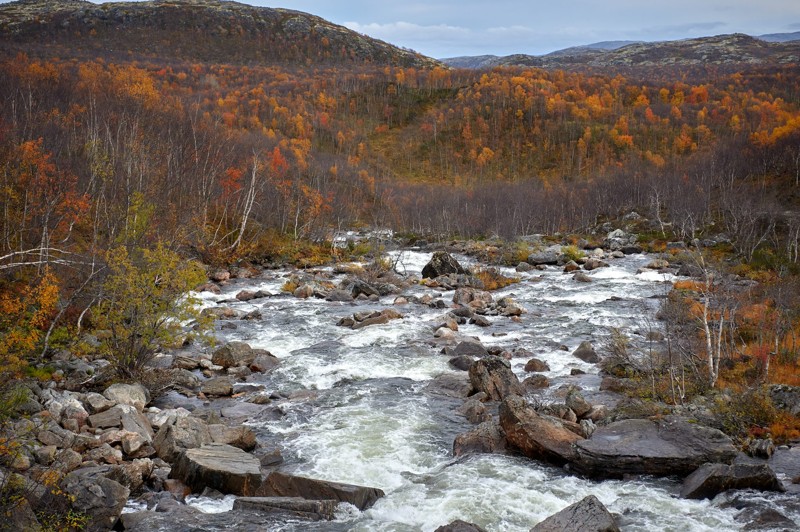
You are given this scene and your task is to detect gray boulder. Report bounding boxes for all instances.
[469,356,523,401]
[201,376,234,397]
[527,245,562,266]
[256,471,384,511]
[153,416,212,463]
[102,383,150,412]
[680,463,785,499]
[435,520,487,532]
[524,358,551,372]
[63,467,130,531]
[573,417,738,478]
[170,443,262,496]
[572,341,599,363]
[531,494,619,532]
[208,424,257,451]
[422,251,465,279]
[212,342,257,368]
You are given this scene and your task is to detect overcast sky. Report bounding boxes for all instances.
[269,0,800,58]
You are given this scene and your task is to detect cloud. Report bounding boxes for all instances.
[343,21,472,44]
[640,21,727,36]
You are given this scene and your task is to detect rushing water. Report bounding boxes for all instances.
[177,249,785,531]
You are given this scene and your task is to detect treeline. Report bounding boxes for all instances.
[2,53,800,279]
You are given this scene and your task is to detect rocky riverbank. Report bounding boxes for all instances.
[4,233,800,531]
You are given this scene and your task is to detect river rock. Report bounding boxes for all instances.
[531,494,619,532]
[449,355,475,371]
[566,390,592,418]
[646,259,670,270]
[453,421,507,456]
[422,251,465,278]
[572,341,599,363]
[208,424,257,451]
[88,404,154,444]
[604,229,636,252]
[425,374,473,398]
[573,272,593,283]
[212,342,257,368]
[102,383,150,412]
[435,520,488,532]
[523,375,551,390]
[563,260,580,273]
[524,358,550,372]
[233,497,337,521]
[769,384,800,416]
[83,392,115,414]
[572,416,738,478]
[680,463,785,499]
[63,467,130,532]
[527,245,562,266]
[469,356,523,401]
[499,395,582,465]
[453,287,493,306]
[257,471,384,511]
[201,376,234,396]
[153,416,212,463]
[209,269,230,282]
[452,340,490,358]
[170,443,261,496]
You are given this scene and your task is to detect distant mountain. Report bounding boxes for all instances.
[442,33,800,69]
[758,31,800,43]
[0,0,440,67]
[439,55,499,69]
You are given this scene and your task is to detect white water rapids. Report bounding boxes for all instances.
[177,250,782,531]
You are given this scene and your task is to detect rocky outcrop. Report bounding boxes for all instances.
[468,356,523,401]
[572,417,738,478]
[527,245,562,266]
[170,443,262,496]
[499,395,582,465]
[422,251,465,278]
[531,495,619,532]
[680,463,785,499]
[256,471,384,511]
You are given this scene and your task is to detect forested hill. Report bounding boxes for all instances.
[0,0,439,67]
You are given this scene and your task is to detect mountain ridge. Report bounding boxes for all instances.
[0,0,440,67]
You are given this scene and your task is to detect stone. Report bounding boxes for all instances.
[233,497,337,521]
[583,258,609,271]
[566,390,592,418]
[424,374,473,398]
[572,341,600,363]
[256,471,384,511]
[212,342,257,368]
[453,421,507,456]
[524,358,550,372]
[63,467,130,531]
[769,384,800,416]
[499,395,582,466]
[527,245,562,266]
[453,287,493,306]
[523,375,551,390]
[563,260,580,273]
[88,405,154,444]
[250,352,280,373]
[457,398,493,424]
[102,383,150,412]
[208,424,257,451]
[531,494,619,532]
[453,341,489,358]
[209,269,230,282]
[469,356,523,401]
[573,272,593,283]
[573,417,738,478]
[170,443,261,496]
[435,519,488,532]
[680,463,785,499]
[646,259,670,269]
[293,284,314,299]
[422,251,465,279]
[153,416,212,463]
[449,355,475,371]
[201,376,234,396]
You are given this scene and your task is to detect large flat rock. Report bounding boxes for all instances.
[256,471,384,511]
[170,443,261,496]
[573,416,737,478]
[499,395,582,465]
[233,497,337,521]
[680,463,785,499]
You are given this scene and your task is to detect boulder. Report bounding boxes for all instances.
[531,494,619,532]
[524,358,551,372]
[680,463,785,499]
[212,342,257,368]
[453,421,506,456]
[646,259,670,270]
[250,352,280,373]
[170,443,262,496]
[457,397,492,424]
[572,341,600,363]
[88,404,154,443]
[83,392,115,414]
[563,261,580,273]
[153,416,212,463]
[422,251,466,279]
[573,272,593,283]
[573,417,738,478]
[257,471,384,511]
[449,355,475,371]
[201,376,234,397]
[566,390,592,419]
[63,467,130,532]
[583,258,608,271]
[349,279,380,298]
[499,395,582,465]
[523,375,551,390]
[604,229,635,252]
[208,424,257,451]
[769,384,800,416]
[453,287,493,307]
[527,245,562,266]
[469,356,523,401]
[233,497,336,521]
[209,269,230,282]
[435,520,487,532]
[424,374,473,398]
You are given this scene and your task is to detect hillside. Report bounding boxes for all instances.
[443,33,800,69]
[0,0,439,67]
